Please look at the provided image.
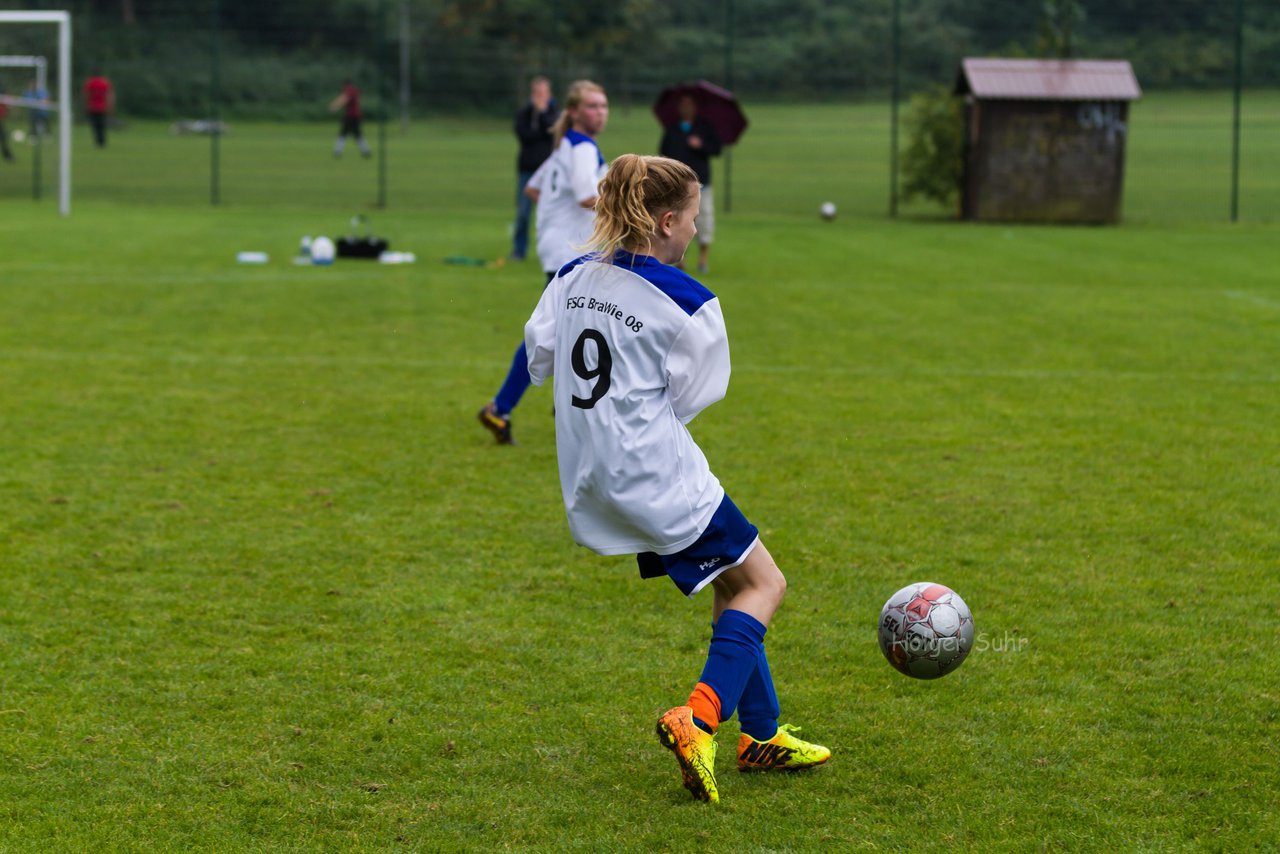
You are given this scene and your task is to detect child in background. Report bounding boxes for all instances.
[524,154,830,803]
[329,79,371,159]
[83,71,114,148]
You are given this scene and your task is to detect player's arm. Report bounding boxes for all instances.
[525,279,563,386]
[525,159,551,202]
[666,299,730,424]
[570,144,600,209]
[328,92,347,113]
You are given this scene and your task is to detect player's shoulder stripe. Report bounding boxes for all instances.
[614,252,715,317]
[564,129,599,150]
[563,129,605,166]
[556,253,595,279]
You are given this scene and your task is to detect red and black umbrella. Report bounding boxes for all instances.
[652,80,748,146]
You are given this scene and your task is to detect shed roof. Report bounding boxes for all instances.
[956,58,1141,101]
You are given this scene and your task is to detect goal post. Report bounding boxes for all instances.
[0,55,48,101]
[0,56,48,202]
[0,10,71,216]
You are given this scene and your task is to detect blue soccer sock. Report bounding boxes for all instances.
[736,645,781,742]
[692,609,767,732]
[493,341,531,416]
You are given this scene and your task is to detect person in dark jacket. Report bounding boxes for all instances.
[0,98,14,162]
[659,94,722,273]
[329,79,371,158]
[511,76,558,261]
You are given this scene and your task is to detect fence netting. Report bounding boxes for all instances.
[0,0,1276,222]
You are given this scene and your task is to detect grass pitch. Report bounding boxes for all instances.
[1,96,1279,851]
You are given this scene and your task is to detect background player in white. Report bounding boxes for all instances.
[524,154,830,803]
[478,80,609,444]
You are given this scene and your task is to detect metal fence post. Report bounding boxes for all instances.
[1230,0,1244,223]
[890,0,901,218]
[377,0,389,208]
[400,0,410,133]
[723,0,734,214]
[210,0,220,206]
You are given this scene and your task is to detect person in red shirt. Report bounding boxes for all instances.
[328,80,370,159]
[83,71,114,148]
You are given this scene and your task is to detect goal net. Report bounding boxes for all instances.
[0,11,71,215]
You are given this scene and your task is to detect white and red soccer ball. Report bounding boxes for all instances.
[878,582,974,679]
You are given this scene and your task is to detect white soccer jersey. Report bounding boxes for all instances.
[532,130,608,274]
[525,252,731,556]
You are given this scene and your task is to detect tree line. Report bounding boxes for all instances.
[1,0,1276,117]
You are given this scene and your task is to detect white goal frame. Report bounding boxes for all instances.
[0,55,47,96]
[0,10,71,216]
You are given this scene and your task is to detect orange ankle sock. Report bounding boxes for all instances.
[687,682,722,733]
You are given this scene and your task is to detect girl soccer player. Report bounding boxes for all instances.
[478,80,609,444]
[524,155,830,803]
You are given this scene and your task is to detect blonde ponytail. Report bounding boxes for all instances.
[589,154,699,260]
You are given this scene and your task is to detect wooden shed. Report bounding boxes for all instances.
[955,58,1142,224]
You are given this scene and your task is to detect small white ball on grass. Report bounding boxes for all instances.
[12,129,26,144]
[819,201,837,221]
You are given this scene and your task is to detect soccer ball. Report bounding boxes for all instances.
[878,582,974,679]
[819,201,837,220]
[311,236,335,265]
[12,129,26,144]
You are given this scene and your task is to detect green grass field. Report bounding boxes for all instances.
[2,95,1279,851]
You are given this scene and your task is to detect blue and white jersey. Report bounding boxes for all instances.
[525,251,731,556]
[530,130,608,274]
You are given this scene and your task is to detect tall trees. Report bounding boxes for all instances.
[3,0,1275,113]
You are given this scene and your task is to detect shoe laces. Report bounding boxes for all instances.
[774,724,818,750]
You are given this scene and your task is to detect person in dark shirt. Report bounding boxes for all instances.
[511,76,558,261]
[0,98,13,162]
[659,95,722,273]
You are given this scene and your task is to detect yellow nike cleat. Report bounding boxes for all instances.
[737,724,831,772]
[656,706,719,803]
[477,402,514,445]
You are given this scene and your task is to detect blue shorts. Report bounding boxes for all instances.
[636,494,761,597]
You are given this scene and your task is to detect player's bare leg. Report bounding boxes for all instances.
[710,541,786,627]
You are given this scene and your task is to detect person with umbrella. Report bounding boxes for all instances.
[659,94,721,273]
